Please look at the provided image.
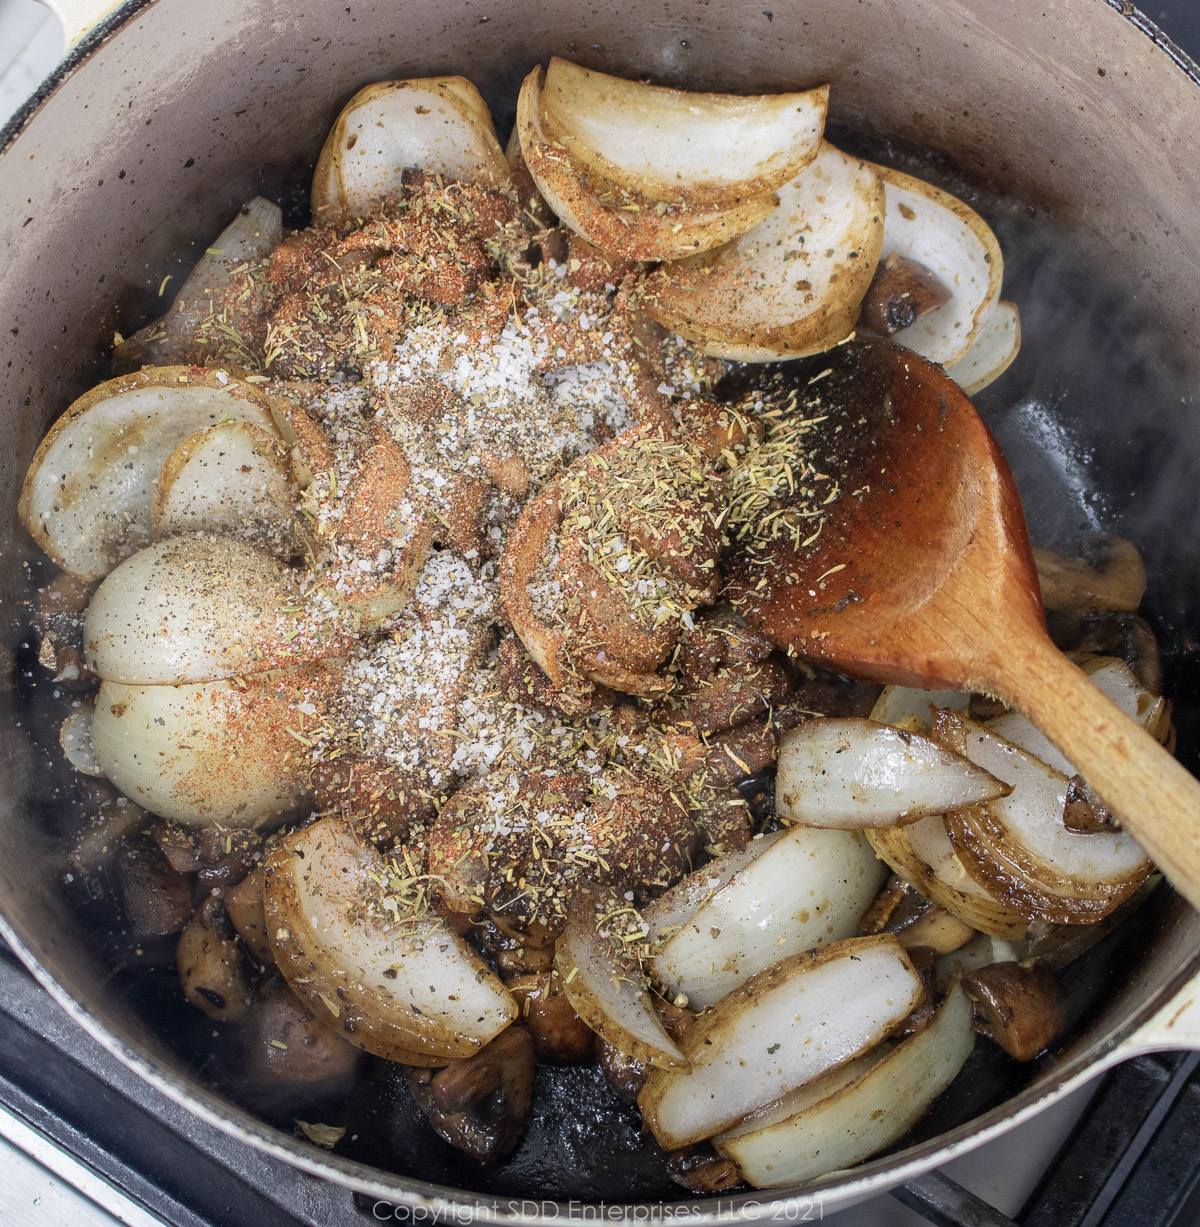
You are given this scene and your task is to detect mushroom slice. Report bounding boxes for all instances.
[555,893,688,1070]
[946,301,1021,395]
[114,197,283,370]
[717,985,974,1187]
[962,962,1066,1062]
[152,420,302,554]
[937,710,1152,921]
[775,717,1010,829]
[265,817,517,1061]
[18,367,279,582]
[60,700,104,777]
[872,164,1004,366]
[1033,536,1147,616]
[312,78,511,221]
[90,664,336,829]
[84,535,353,685]
[637,935,923,1150]
[518,69,784,263]
[644,827,886,1010]
[641,143,885,361]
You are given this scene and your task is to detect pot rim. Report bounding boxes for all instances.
[3,0,1200,1218]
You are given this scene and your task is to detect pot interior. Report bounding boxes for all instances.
[1,0,1199,1213]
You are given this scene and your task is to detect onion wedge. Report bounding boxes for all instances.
[717,985,974,1187]
[84,535,353,685]
[152,420,301,553]
[986,656,1171,773]
[776,718,1010,829]
[642,143,885,361]
[873,164,1004,366]
[865,694,1028,938]
[937,709,1152,921]
[527,58,827,260]
[312,78,511,221]
[60,700,103,777]
[265,817,517,1060]
[114,198,283,370]
[645,827,885,1009]
[946,300,1021,395]
[91,664,337,829]
[869,685,969,726]
[638,935,922,1149]
[556,893,687,1070]
[517,66,785,261]
[18,367,279,582]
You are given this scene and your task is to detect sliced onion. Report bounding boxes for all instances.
[540,57,827,204]
[645,827,886,1009]
[115,198,283,370]
[641,831,788,941]
[637,935,922,1149]
[874,164,1003,366]
[865,693,1027,938]
[265,817,517,1059]
[153,420,301,553]
[556,895,687,1070]
[868,818,1030,939]
[84,535,351,685]
[946,300,1021,395]
[18,367,279,582]
[518,67,801,262]
[869,685,970,726]
[776,717,1009,828]
[60,701,104,777]
[986,656,1169,774]
[642,143,885,361]
[718,985,974,1186]
[90,665,336,829]
[312,78,511,221]
[943,709,1150,894]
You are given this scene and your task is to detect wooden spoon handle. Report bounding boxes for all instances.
[989,632,1200,912]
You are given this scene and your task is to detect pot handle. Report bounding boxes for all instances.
[1110,969,1200,1061]
[39,0,122,50]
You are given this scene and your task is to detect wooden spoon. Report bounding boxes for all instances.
[727,337,1200,909]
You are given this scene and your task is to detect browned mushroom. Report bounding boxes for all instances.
[505,971,595,1063]
[597,1037,648,1105]
[112,839,193,938]
[406,1025,536,1163]
[1033,534,1146,616]
[858,253,953,336]
[1075,611,1163,695]
[223,866,274,965]
[70,796,150,876]
[30,571,95,687]
[963,961,1067,1062]
[244,976,361,1085]
[177,898,251,1024]
[1062,774,1122,833]
[666,1143,744,1193]
[476,921,556,976]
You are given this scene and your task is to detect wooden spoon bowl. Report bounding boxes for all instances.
[728,338,1200,910]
